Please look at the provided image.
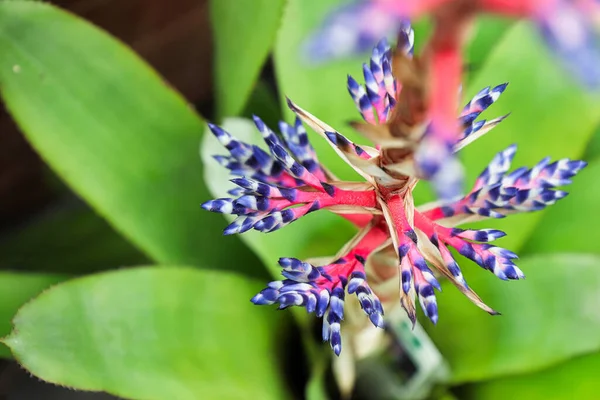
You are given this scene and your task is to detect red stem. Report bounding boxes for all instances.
[479,0,557,16]
[314,223,389,288]
[429,46,462,144]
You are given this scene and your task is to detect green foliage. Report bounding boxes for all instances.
[582,125,600,161]
[462,353,600,399]
[241,80,283,129]
[0,271,67,357]
[464,16,513,78]
[0,202,147,274]
[305,358,330,400]
[0,0,262,278]
[2,267,290,400]
[426,254,600,383]
[210,0,287,118]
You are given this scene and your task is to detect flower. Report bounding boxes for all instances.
[202,24,586,356]
[534,0,600,88]
[302,2,413,63]
[305,0,600,88]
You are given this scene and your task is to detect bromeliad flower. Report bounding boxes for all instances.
[202,23,586,356]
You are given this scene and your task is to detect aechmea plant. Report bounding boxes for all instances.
[202,18,587,356]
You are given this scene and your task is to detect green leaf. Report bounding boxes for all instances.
[459,22,600,251]
[462,353,600,399]
[3,267,290,399]
[582,124,600,162]
[425,254,600,383]
[0,271,67,358]
[201,117,354,272]
[521,161,600,255]
[305,354,330,400]
[0,1,263,277]
[0,200,148,274]
[464,16,512,80]
[241,80,283,129]
[210,0,287,118]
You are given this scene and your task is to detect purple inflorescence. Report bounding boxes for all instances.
[203,16,589,356]
[536,0,600,89]
[251,256,384,355]
[444,145,588,219]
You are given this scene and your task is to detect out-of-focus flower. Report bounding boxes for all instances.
[480,0,600,88]
[534,0,600,88]
[202,24,586,356]
[307,0,600,87]
[304,0,599,199]
[303,2,414,63]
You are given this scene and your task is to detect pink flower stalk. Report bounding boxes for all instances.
[202,22,586,356]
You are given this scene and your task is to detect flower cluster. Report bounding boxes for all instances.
[202,20,586,355]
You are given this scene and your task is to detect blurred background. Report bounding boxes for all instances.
[1,0,600,399]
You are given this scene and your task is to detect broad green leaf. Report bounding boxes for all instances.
[0,1,263,277]
[3,267,290,400]
[201,117,354,273]
[459,22,600,251]
[521,161,600,255]
[0,200,147,274]
[210,0,287,118]
[425,254,600,383]
[0,271,67,358]
[462,352,600,400]
[464,16,512,79]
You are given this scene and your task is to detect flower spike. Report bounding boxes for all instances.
[422,145,587,224]
[347,37,412,124]
[203,25,588,356]
[252,223,389,355]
